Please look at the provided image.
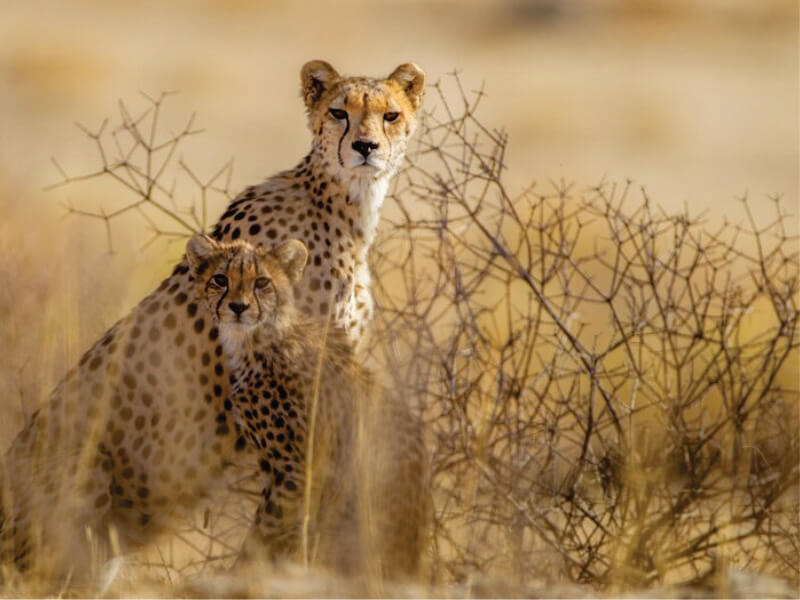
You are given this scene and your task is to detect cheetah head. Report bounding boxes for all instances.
[186,234,308,342]
[301,60,425,185]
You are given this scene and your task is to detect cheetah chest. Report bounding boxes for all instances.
[229,348,313,480]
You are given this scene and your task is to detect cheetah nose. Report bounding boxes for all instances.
[351,139,378,158]
[229,301,249,315]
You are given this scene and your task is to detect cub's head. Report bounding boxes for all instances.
[186,234,308,339]
[301,60,425,182]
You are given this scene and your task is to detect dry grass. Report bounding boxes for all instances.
[0,73,797,597]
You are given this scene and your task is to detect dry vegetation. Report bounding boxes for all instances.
[0,75,797,597]
[373,76,799,593]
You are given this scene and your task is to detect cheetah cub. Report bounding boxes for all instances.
[186,233,428,578]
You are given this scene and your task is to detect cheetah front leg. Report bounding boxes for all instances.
[236,456,307,567]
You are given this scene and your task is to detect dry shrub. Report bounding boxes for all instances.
[371,74,800,589]
[46,90,235,253]
[39,75,799,593]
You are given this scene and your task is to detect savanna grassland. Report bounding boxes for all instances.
[0,0,797,597]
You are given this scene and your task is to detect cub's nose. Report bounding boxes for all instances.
[352,139,379,158]
[229,301,249,315]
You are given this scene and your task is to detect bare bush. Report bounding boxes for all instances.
[44,76,799,593]
[46,91,233,252]
[371,74,800,589]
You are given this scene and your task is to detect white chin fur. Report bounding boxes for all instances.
[219,323,256,366]
[365,157,386,170]
[346,175,389,247]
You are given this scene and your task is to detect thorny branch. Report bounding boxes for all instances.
[47,91,234,253]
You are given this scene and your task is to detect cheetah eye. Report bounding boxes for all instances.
[255,277,271,290]
[384,112,400,122]
[211,274,228,287]
[328,108,348,120]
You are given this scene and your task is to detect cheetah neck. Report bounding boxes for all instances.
[306,151,392,251]
[219,327,256,378]
[346,175,389,250]
[219,318,304,380]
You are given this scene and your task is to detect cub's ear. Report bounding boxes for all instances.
[272,239,308,284]
[388,63,425,109]
[301,60,340,111]
[186,234,220,275]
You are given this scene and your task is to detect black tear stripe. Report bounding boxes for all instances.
[214,258,231,321]
[254,283,263,324]
[252,257,264,324]
[382,115,393,162]
[336,114,350,168]
[215,286,228,323]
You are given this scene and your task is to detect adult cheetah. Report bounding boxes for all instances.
[186,234,427,577]
[0,60,425,578]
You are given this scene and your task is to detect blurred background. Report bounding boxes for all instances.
[0,0,797,468]
[0,1,797,591]
[2,0,797,203]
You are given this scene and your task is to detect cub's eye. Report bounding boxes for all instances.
[329,108,348,120]
[384,112,400,122]
[255,277,271,290]
[211,274,228,287]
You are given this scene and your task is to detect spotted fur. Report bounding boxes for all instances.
[0,60,425,579]
[189,236,428,577]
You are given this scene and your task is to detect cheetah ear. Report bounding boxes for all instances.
[388,63,425,109]
[272,239,308,284]
[186,234,220,274]
[301,60,340,111]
